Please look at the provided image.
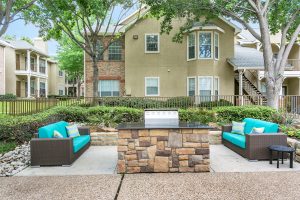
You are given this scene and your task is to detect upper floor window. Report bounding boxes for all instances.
[214,33,219,60]
[98,80,120,97]
[59,70,64,77]
[109,41,122,61]
[188,33,196,60]
[39,59,46,74]
[96,40,104,61]
[199,32,212,59]
[145,34,160,53]
[145,77,159,96]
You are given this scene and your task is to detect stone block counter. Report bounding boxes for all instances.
[117,123,212,173]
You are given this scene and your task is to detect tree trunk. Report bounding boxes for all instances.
[92,55,99,99]
[266,79,280,109]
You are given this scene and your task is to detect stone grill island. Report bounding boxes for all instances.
[117,110,212,173]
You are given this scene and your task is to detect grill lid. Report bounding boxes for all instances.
[144,109,179,126]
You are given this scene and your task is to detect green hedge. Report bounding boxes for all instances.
[0,105,280,143]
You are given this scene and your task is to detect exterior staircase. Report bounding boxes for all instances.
[234,73,267,105]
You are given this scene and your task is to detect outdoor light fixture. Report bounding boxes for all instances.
[133,35,138,39]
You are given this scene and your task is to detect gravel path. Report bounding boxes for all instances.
[0,175,121,200]
[118,172,300,200]
[1,172,300,200]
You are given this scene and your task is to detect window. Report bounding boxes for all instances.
[59,90,64,96]
[145,77,159,96]
[40,82,46,97]
[109,41,122,61]
[39,59,46,74]
[187,77,196,96]
[25,57,36,71]
[59,70,63,77]
[199,32,212,59]
[145,34,159,53]
[214,77,219,96]
[198,76,213,101]
[188,33,196,60]
[214,33,219,60]
[96,40,104,60]
[98,80,120,97]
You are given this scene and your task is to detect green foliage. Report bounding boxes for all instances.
[0,94,17,100]
[20,36,33,45]
[280,125,300,139]
[213,106,278,123]
[198,99,233,108]
[0,141,17,154]
[179,108,216,124]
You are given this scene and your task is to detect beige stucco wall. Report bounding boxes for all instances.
[4,46,17,95]
[125,17,235,97]
[48,62,65,95]
[284,78,300,95]
[0,46,5,95]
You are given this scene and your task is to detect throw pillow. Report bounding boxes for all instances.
[231,121,246,135]
[66,124,80,138]
[53,130,64,138]
[250,127,265,134]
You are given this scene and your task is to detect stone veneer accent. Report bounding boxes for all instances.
[117,129,210,173]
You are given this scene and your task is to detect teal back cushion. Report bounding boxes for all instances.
[38,121,69,138]
[243,118,278,134]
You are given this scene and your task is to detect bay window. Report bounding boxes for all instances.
[199,32,212,59]
[188,33,196,60]
[187,77,196,96]
[214,33,219,60]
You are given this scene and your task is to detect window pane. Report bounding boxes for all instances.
[146,78,159,95]
[199,33,212,58]
[109,41,122,61]
[199,77,212,101]
[188,33,195,59]
[214,78,219,96]
[146,35,159,52]
[98,80,120,97]
[188,78,195,96]
[214,34,219,59]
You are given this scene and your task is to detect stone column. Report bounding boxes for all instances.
[238,70,244,106]
[45,79,48,98]
[26,50,31,72]
[36,55,40,73]
[27,75,31,98]
[36,77,40,98]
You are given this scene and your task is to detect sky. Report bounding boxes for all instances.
[5,20,59,56]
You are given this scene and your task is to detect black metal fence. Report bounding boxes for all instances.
[1,95,300,116]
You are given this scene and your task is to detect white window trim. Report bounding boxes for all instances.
[214,76,220,97]
[145,77,160,96]
[187,33,196,61]
[145,33,160,54]
[214,32,220,60]
[198,76,213,96]
[198,31,213,60]
[187,76,197,96]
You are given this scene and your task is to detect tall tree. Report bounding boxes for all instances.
[57,33,84,98]
[29,0,142,97]
[0,0,36,36]
[145,0,300,109]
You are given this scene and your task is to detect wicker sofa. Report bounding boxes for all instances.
[222,118,287,160]
[30,121,91,166]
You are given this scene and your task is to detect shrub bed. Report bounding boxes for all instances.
[0,105,280,143]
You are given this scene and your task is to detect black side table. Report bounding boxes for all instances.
[268,145,295,168]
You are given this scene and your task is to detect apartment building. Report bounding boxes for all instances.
[0,38,65,98]
[84,9,299,99]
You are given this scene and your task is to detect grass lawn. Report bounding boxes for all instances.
[0,141,17,154]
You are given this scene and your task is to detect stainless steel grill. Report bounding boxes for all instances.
[144,109,179,126]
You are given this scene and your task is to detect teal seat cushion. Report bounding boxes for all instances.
[38,121,69,138]
[223,132,246,149]
[243,118,278,134]
[73,135,91,153]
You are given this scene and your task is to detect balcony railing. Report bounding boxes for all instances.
[286,59,300,71]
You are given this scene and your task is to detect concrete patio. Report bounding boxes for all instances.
[16,146,117,176]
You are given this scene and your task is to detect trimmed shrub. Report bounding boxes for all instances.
[198,99,233,108]
[213,106,278,123]
[0,94,17,100]
[179,108,216,124]
[165,97,194,109]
